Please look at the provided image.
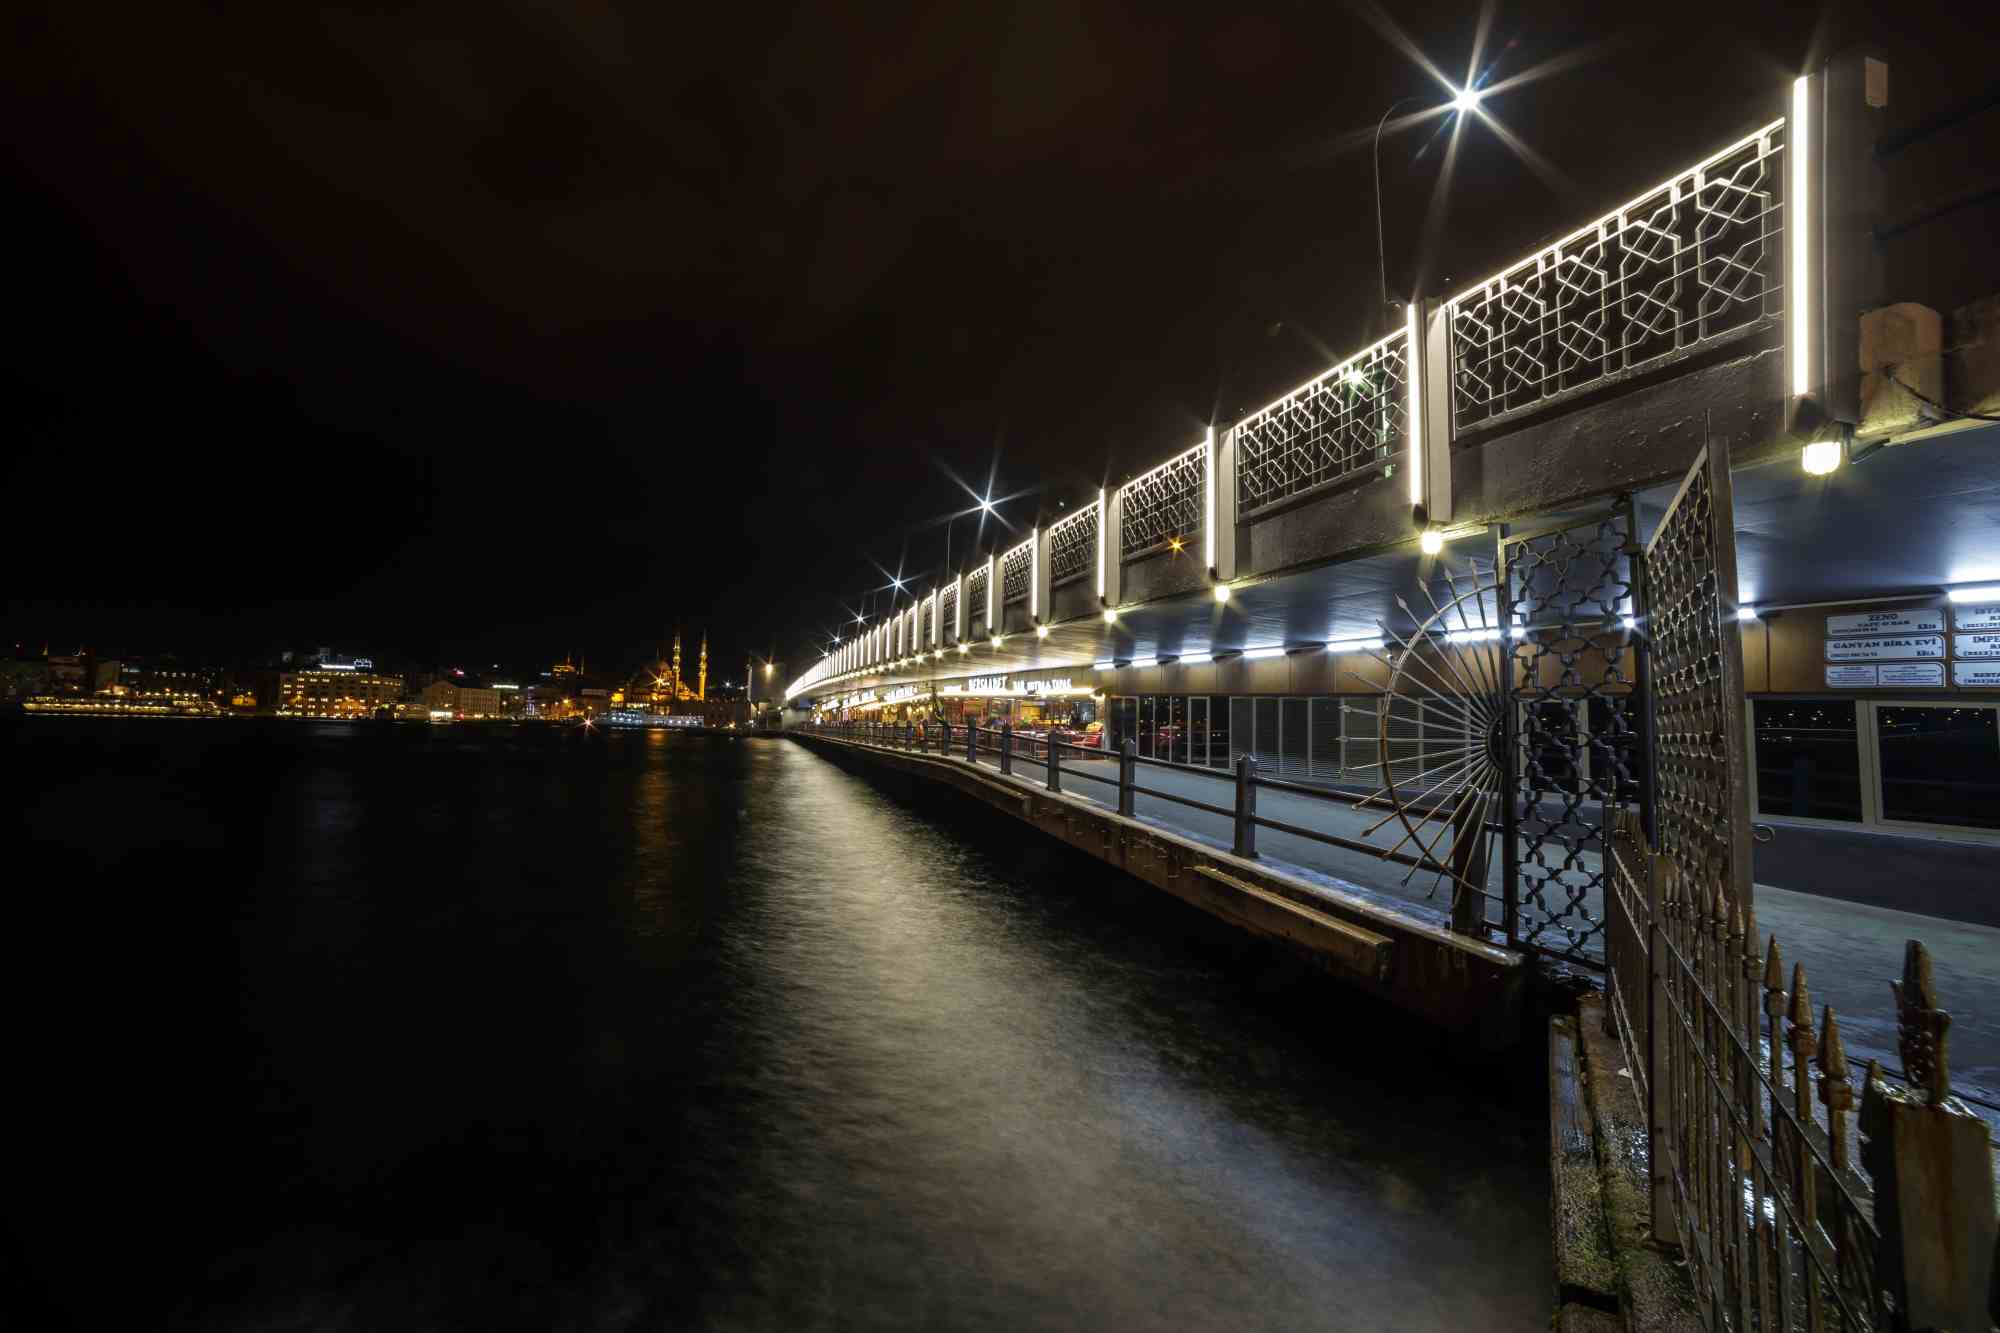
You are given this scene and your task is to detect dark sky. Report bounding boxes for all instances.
[5,1,1992,676]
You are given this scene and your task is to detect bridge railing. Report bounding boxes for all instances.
[799,718,1458,875]
[1446,119,1787,437]
[1235,330,1407,520]
[1119,437,1208,562]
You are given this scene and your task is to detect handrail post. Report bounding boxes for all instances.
[1233,754,1257,858]
[1119,739,1136,816]
[966,721,977,764]
[1046,734,1061,792]
[1000,722,1012,775]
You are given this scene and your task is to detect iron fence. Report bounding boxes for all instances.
[1235,331,1406,518]
[966,565,990,624]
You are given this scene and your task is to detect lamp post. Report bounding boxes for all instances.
[1373,96,1420,324]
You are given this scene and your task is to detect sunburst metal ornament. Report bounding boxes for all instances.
[1347,559,1508,930]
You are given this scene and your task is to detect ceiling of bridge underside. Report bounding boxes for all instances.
[807,421,2000,701]
[1636,419,2000,608]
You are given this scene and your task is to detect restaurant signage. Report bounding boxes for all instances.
[1824,664,1879,687]
[1953,632,2000,660]
[1878,662,1945,687]
[1824,635,1945,661]
[1825,609,1944,636]
[1955,603,2000,630]
[1951,661,2000,687]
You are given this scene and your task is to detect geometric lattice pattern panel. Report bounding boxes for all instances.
[966,566,989,624]
[1048,504,1098,587]
[1236,331,1405,517]
[940,585,958,640]
[1121,440,1206,560]
[1450,121,1785,433]
[1644,444,1751,917]
[1503,508,1643,965]
[1000,539,1033,603]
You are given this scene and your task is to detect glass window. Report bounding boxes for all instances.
[1876,705,2000,830]
[1165,695,1187,765]
[1754,699,1862,822]
[1136,696,1155,759]
[1207,696,1230,768]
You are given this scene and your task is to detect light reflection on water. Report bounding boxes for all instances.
[12,720,1549,1331]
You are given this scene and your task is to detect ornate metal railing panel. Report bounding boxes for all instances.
[1120,441,1206,560]
[966,565,989,624]
[1499,506,1644,965]
[1645,442,1752,940]
[1001,539,1033,603]
[1235,332,1406,518]
[1448,120,1785,434]
[1048,505,1098,587]
[940,585,958,640]
[921,600,933,647]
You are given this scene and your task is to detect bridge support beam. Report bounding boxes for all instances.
[1102,489,1124,611]
[1213,425,1239,581]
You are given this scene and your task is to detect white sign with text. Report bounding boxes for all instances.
[1824,634,1946,661]
[1878,662,1945,687]
[1954,603,2000,630]
[1953,661,2000,688]
[1825,608,1944,636]
[1953,633,2000,660]
[1824,664,1879,687]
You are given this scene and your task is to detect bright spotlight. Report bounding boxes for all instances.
[1102,607,1118,624]
[1420,529,1445,555]
[1801,439,1843,476]
[979,495,995,513]
[1213,583,1232,604]
[1453,86,1481,113]
[990,635,1003,648]
[1035,625,1049,639]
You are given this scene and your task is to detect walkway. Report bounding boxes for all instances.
[840,738,2000,1121]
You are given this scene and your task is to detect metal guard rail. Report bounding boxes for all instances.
[801,721,1451,876]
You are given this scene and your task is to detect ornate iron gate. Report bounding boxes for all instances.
[1495,503,1647,965]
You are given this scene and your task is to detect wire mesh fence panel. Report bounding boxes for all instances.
[1280,698,1309,779]
[1309,698,1343,779]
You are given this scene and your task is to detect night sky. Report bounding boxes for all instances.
[5,1,1992,676]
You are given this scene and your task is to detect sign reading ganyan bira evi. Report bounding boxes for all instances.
[1824,634,1946,662]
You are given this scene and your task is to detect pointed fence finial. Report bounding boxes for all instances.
[1818,1004,1854,1170]
[1891,939,1952,1104]
[1789,961,1813,1030]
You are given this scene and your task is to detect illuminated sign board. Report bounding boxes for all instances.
[1825,609,1943,636]
[1824,635,1945,662]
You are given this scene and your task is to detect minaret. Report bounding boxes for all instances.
[697,634,708,702]
[671,633,683,699]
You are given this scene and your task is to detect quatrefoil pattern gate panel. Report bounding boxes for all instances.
[1500,506,1647,965]
[1643,444,1752,918]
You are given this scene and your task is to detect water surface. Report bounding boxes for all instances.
[9,720,1548,1329]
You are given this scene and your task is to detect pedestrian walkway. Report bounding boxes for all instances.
[964,746,2000,1122]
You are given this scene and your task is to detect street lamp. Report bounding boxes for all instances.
[1374,86,1483,323]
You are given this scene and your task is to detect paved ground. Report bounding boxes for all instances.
[926,743,2000,1120]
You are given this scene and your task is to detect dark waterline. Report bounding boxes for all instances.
[8,719,1548,1330]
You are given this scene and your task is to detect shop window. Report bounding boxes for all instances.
[1876,704,2000,830]
[1753,699,1862,822]
[1206,696,1230,768]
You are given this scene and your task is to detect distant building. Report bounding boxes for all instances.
[419,680,505,719]
[277,668,404,718]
